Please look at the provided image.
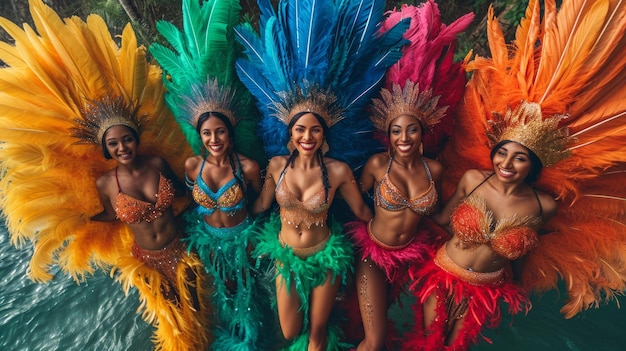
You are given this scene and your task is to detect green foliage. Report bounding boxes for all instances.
[0,0,531,65]
[384,0,529,62]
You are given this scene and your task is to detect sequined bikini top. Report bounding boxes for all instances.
[374,157,437,215]
[450,174,543,260]
[275,166,330,228]
[190,156,245,217]
[114,167,175,224]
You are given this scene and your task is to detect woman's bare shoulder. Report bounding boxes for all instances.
[95,168,116,192]
[361,152,388,170]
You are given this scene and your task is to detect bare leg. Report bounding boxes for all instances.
[183,266,200,310]
[444,306,467,346]
[425,289,468,347]
[276,272,304,340]
[423,292,437,330]
[355,258,388,351]
[308,271,341,351]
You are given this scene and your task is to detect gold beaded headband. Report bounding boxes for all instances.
[487,101,572,166]
[180,78,239,129]
[272,84,344,128]
[71,96,143,145]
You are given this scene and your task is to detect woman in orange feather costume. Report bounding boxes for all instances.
[405,0,626,350]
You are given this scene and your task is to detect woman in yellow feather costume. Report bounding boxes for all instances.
[405,0,626,349]
[0,1,211,350]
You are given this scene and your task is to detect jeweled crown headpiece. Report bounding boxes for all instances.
[71,96,143,145]
[272,84,344,128]
[370,80,448,132]
[180,78,239,129]
[486,101,572,167]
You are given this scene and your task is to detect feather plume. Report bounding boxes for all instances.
[0,0,192,280]
[150,0,266,165]
[374,1,473,156]
[441,0,626,318]
[0,1,210,349]
[235,0,408,170]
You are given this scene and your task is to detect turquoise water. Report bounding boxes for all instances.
[0,224,154,351]
[2,221,625,350]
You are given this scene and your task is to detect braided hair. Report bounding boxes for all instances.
[285,111,331,204]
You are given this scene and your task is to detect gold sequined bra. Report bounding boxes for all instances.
[114,167,175,224]
[275,167,330,228]
[191,158,245,217]
[374,157,437,215]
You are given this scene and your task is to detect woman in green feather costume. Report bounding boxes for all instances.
[251,110,373,351]
[149,0,271,349]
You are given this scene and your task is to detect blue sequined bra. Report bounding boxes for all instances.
[189,156,245,217]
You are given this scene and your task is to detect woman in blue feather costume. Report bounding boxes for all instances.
[235,0,410,349]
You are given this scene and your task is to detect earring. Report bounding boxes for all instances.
[419,142,424,155]
[321,140,329,155]
[287,138,295,153]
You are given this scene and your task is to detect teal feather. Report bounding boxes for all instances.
[150,0,266,165]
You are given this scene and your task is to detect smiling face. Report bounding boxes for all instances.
[200,115,231,157]
[388,114,422,157]
[103,125,139,163]
[491,141,533,184]
[290,112,325,156]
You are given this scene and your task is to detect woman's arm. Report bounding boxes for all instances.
[90,175,117,222]
[431,169,472,227]
[337,161,373,223]
[242,156,262,195]
[250,157,281,215]
[358,154,383,193]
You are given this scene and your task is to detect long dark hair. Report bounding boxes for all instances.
[285,111,331,204]
[196,111,246,197]
[490,140,543,184]
[101,125,140,159]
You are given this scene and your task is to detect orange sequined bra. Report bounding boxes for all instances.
[450,174,542,260]
[114,167,175,224]
[374,157,437,215]
[275,166,331,228]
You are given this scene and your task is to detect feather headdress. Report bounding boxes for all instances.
[234,0,410,170]
[70,96,144,146]
[370,1,474,155]
[150,0,266,164]
[440,0,626,318]
[0,1,209,349]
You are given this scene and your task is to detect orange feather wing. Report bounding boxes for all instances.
[442,0,626,318]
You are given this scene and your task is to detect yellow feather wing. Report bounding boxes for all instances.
[0,0,192,282]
